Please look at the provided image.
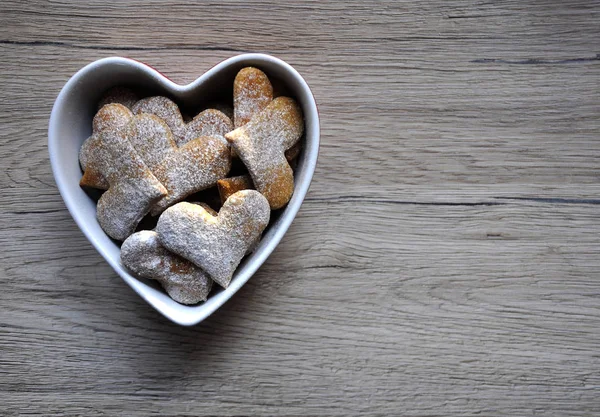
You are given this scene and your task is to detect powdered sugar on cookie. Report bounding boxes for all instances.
[121,230,213,304]
[125,113,231,215]
[226,96,304,209]
[97,86,139,111]
[80,103,133,190]
[82,126,167,241]
[234,67,273,128]
[156,191,270,288]
[133,96,232,147]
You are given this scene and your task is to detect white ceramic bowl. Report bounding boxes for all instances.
[48,54,319,326]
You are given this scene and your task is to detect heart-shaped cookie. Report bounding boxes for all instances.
[121,230,213,305]
[49,54,319,325]
[132,96,233,147]
[79,103,133,190]
[124,113,231,214]
[157,190,271,288]
[226,96,304,209]
[79,112,168,241]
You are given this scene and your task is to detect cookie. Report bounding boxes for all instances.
[125,113,231,215]
[132,96,232,146]
[79,103,133,189]
[121,230,212,305]
[201,187,259,254]
[217,175,254,205]
[194,202,218,216]
[233,67,273,128]
[190,109,233,144]
[187,186,223,214]
[211,103,234,121]
[97,87,138,110]
[285,141,302,171]
[80,127,167,241]
[284,142,301,162]
[156,190,270,288]
[225,97,304,209]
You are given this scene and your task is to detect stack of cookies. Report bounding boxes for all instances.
[79,68,304,304]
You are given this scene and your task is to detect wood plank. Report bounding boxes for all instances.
[1,203,600,415]
[0,43,599,202]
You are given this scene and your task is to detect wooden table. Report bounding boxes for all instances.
[1,1,599,415]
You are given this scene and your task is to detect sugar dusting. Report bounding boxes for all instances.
[97,87,138,111]
[156,191,270,288]
[133,96,233,147]
[122,113,232,215]
[87,128,167,241]
[125,114,177,169]
[185,109,233,145]
[217,175,254,205]
[133,96,186,143]
[121,230,212,304]
[225,96,304,209]
[193,202,218,217]
[80,104,133,189]
[211,103,234,121]
[151,135,231,214]
[233,67,273,128]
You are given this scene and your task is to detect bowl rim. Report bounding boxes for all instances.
[48,53,320,326]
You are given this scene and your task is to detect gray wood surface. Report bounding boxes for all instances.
[1,1,599,415]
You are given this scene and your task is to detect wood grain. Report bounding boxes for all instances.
[0,1,599,415]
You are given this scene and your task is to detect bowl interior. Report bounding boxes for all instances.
[49,54,319,325]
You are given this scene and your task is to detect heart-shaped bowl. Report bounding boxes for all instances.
[48,54,319,326]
